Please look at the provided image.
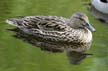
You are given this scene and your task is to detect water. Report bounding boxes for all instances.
[0,0,108,71]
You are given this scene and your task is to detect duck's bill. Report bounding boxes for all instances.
[85,23,96,32]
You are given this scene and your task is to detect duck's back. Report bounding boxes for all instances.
[7,16,70,32]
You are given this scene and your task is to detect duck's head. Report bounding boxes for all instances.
[66,51,93,65]
[69,12,96,32]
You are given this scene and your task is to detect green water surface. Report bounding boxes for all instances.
[0,0,108,71]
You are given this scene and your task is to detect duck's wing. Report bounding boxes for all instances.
[6,16,70,32]
[6,16,75,43]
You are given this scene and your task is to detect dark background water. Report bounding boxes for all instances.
[0,0,108,71]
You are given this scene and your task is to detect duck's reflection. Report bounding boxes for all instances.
[66,51,93,65]
[7,28,92,65]
[8,28,64,53]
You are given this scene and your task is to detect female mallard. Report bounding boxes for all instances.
[6,12,95,64]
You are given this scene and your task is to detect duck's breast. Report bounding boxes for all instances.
[66,29,92,52]
[81,29,92,43]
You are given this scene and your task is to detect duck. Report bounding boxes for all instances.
[91,0,108,14]
[6,12,96,64]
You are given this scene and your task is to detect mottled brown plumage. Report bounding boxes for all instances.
[6,12,95,64]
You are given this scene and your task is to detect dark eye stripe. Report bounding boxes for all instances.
[74,17,85,22]
[75,17,83,21]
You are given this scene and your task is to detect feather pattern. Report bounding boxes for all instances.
[6,15,92,44]
[6,12,95,64]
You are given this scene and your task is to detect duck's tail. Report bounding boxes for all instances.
[6,18,23,27]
